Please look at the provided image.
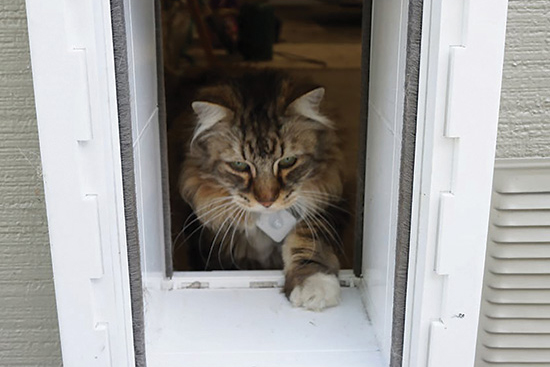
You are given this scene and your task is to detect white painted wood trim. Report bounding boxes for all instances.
[403,0,509,366]
[360,0,409,364]
[25,1,135,366]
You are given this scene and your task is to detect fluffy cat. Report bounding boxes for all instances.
[170,70,347,311]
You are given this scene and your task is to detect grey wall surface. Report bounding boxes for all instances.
[0,1,62,366]
[496,0,550,159]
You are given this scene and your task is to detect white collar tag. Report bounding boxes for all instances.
[256,210,297,243]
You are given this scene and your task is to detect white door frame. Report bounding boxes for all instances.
[25,0,509,366]
[26,1,135,366]
[403,0,509,366]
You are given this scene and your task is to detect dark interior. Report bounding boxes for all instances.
[159,0,366,271]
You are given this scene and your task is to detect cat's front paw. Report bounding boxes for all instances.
[289,273,341,311]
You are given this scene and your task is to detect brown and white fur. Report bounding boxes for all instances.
[171,70,346,311]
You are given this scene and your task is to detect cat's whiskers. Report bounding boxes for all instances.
[203,204,240,267]
[298,198,347,258]
[205,206,241,269]
[300,190,341,200]
[190,203,237,255]
[299,198,343,244]
[230,209,247,269]
[173,199,234,252]
[302,200,339,225]
[180,202,237,264]
[299,193,346,227]
[300,196,348,249]
[300,191,350,215]
[217,207,245,270]
[293,202,319,265]
[178,196,234,238]
[280,192,299,210]
[195,202,241,263]
[244,211,250,238]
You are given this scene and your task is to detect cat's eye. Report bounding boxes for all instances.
[278,156,298,169]
[228,161,249,172]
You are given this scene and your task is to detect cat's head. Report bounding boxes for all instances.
[180,71,343,218]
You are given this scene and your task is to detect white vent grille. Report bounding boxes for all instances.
[476,159,550,366]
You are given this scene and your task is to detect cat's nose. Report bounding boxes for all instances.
[253,175,280,207]
[259,200,274,208]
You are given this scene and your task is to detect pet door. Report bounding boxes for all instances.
[26,0,509,366]
[116,0,410,364]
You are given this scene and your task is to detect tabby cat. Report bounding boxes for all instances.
[172,70,346,311]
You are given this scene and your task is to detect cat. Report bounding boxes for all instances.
[169,70,347,311]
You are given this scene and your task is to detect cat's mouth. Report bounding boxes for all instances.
[233,193,298,214]
[239,202,290,214]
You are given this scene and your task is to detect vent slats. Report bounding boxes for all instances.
[482,348,550,364]
[492,210,550,227]
[483,335,550,348]
[485,273,550,289]
[483,319,550,333]
[488,244,550,259]
[493,193,550,210]
[491,226,550,243]
[488,259,550,274]
[483,303,550,319]
[476,159,550,367]
[485,288,550,304]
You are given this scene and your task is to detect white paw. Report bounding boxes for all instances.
[289,273,341,311]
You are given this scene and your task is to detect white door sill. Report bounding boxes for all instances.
[144,272,383,367]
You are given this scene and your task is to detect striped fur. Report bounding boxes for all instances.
[171,70,347,309]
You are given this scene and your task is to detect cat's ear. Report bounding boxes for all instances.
[191,101,234,140]
[287,87,333,128]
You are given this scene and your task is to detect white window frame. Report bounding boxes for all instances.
[25,0,508,366]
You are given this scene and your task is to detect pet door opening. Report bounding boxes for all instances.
[127,0,414,365]
[160,1,364,274]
